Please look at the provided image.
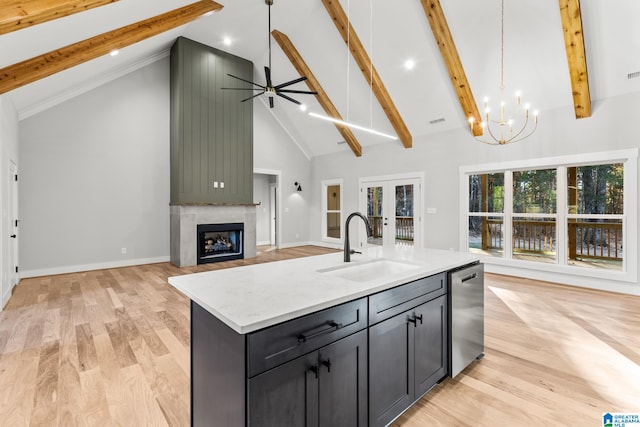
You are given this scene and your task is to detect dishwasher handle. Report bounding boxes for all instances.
[461,272,478,283]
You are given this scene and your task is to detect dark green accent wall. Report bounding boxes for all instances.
[170,37,253,204]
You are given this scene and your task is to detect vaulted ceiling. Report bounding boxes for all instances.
[2,0,639,157]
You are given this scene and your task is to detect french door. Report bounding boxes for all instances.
[361,177,421,248]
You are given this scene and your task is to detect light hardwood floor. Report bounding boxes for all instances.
[1,246,638,426]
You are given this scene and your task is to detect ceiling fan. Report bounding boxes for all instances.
[222,0,317,108]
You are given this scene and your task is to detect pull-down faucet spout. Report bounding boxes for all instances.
[344,212,373,262]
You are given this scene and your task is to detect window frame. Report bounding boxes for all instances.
[459,149,638,283]
[321,178,343,244]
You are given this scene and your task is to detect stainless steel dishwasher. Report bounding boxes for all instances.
[448,262,484,378]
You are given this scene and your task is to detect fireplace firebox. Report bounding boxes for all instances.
[197,223,244,264]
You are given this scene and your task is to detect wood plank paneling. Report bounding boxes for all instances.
[271,29,363,157]
[320,0,412,148]
[0,0,118,35]
[558,0,592,119]
[420,0,483,136]
[0,0,223,95]
[170,37,253,204]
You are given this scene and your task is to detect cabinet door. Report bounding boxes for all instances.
[248,352,319,427]
[318,330,368,427]
[368,311,414,427]
[414,295,448,398]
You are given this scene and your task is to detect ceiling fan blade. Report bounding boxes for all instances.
[269,96,274,108]
[264,66,273,87]
[278,89,318,95]
[227,73,265,89]
[274,76,307,90]
[241,91,265,102]
[276,92,301,105]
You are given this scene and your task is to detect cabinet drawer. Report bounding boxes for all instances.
[247,298,367,377]
[369,273,446,325]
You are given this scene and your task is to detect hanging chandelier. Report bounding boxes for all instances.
[469,0,538,145]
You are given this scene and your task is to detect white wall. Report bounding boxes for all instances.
[18,59,171,277]
[16,56,313,276]
[0,95,19,306]
[253,104,311,246]
[310,91,640,294]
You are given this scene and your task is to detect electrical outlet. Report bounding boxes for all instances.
[121,248,127,254]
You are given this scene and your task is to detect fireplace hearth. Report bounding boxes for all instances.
[197,223,244,264]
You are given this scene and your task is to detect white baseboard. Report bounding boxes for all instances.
[279,241,313,249]
[19,256,171,279]
[256,240,272,246]
[2,288,11,309]
[309,240,343,250]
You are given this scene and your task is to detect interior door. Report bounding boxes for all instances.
[362,178,420,248]
[4,161,18,307]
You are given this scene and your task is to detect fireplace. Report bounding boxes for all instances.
[170,205,255,267]
[197,223,244,264]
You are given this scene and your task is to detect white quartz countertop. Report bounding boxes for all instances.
[168,246,477,334]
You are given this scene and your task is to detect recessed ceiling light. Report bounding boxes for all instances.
[404,59,415,70]
[299,104,307,112]
[203,11,215,17]
[110,49,119,57]
[223,37,232,46]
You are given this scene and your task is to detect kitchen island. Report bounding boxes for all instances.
[169,246,479,427]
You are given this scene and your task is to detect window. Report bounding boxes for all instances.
[567,164,624,270]
[512,168,557,264]
[468,173,504,257]
[460,150,638,282]
[322,179,343,242]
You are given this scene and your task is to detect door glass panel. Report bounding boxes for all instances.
[367,186,383,246]
[395,184,414,245]
[326,213,340,239]
[326,185,341,239]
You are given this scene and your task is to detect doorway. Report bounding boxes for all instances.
[254,169,281,250]
[360,175,422,249]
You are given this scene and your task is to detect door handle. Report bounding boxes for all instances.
[408,314,423,327]
[321,359,331,373]
[308,365,319,379]
[10,234,16,238]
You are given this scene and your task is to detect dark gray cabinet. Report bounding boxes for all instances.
[248,330,368,427]
[368,275,448,427]
[190,269,457,427]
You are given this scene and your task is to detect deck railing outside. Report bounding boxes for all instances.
[481,219,622,261]
[369,216,414,242]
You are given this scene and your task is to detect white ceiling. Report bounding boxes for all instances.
[3,0,640,157]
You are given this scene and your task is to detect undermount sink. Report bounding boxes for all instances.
[318,258,421,282]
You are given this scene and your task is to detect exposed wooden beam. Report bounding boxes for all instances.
[271,29,363,157]
[320,0,412,148]
[0,0,223,95]
[420,0,483,136]
[559,0,591,118]
[0,0,119,35]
